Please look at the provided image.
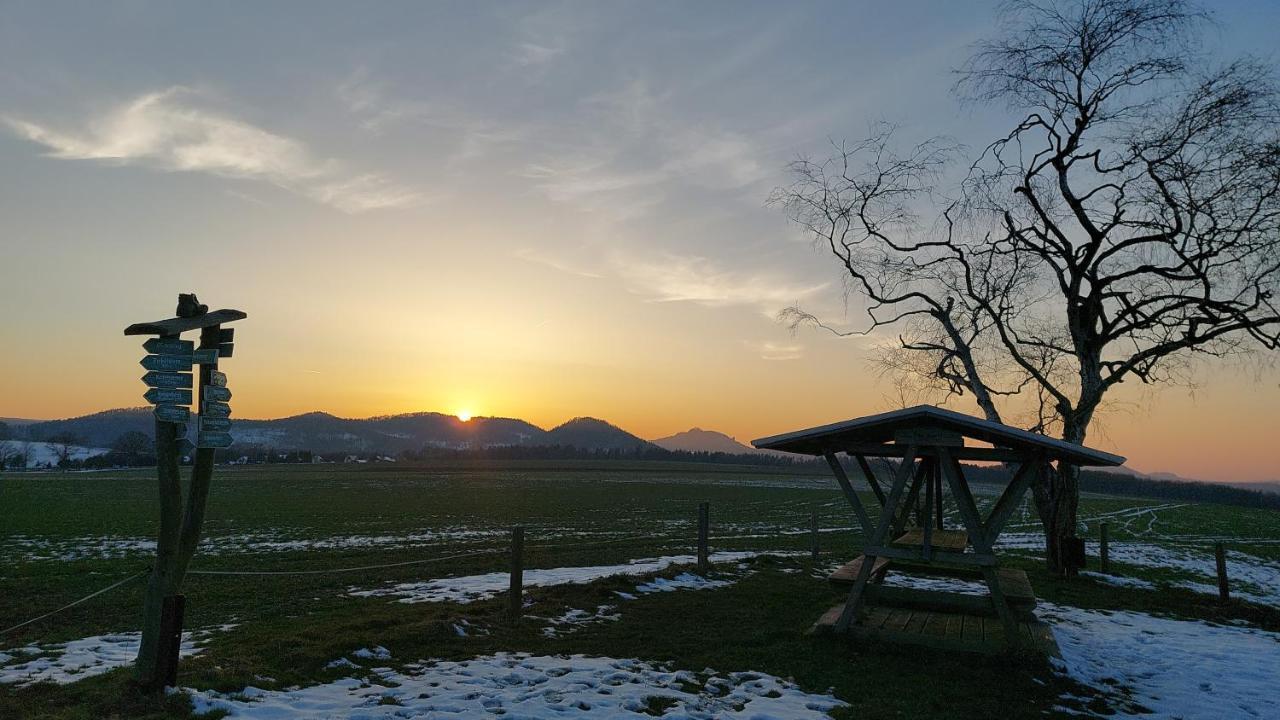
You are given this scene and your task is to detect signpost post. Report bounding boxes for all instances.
[125,294,245,691]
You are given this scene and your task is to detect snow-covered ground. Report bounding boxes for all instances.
[0,625,232,687]
[348,550,802,605]
[183,652,848,719]
[0,440,109,468]
[2,528,507,562]
[998,531,1280,606]
[1044,603,1280,719]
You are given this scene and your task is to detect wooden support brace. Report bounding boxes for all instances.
[824,452,873,541]
[834,446,918,634]
[937,448,991,554]
[853,454,886,506]
[982,457,1040,542]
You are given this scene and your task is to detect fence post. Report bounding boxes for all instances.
[697,502,709,573]
[156,594,185,688]
[1215,542,1230,602]
[508,527,525,623]
[810,509,820,562]
[1099,522,1109,574]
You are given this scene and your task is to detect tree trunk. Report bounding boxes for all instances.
[1034,418,1088,576]
[135,419,183,685]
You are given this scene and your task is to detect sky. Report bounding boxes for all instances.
[1,1,1277,482]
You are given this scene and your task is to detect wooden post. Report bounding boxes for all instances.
[697,502,709,573]
[155,594,185,688]
[1099,522,1110,574]
[508,526,524,622]
[933,465,944,530]
[1215,542,1230,602]
[810,508,820,561]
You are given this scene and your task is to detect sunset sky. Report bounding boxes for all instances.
[1,1,1277,482]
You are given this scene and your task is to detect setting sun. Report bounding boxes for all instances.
[456,410,473,422]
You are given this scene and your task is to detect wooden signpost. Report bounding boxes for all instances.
[125,294,246,690]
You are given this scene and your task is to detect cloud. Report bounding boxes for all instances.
[615,251,828,314]
[4,87,425,213]
[512,42,564,67]
[747,340,804,361]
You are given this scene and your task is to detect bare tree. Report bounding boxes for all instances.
[773,0,1280,575]
[45,431,84,468]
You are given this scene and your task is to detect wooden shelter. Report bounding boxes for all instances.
[752,405,1124,654]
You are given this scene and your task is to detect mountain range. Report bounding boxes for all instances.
[12,408,662,455]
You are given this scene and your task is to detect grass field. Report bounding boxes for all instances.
[2,461,1279,719]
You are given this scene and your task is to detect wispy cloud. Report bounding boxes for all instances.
[615,251,828,314]
[747,340,804,361]
[512,42,564,68]
[4,87,425,213]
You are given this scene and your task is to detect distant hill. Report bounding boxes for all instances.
[545,417,653,451]
[652,427,757,454]
[19,408,653,455]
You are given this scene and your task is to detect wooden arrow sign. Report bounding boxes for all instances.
[144,387,192,405]
[199,417,231,433]
[208,371,228,388]
[143,338,194,355]
[142,371,193,389]
[197,432,233,448]
[203,386,232,402]
[154,404,191,423]
[192,349,219,365]
[217,343,234,358]
[141,354,193,372]
[202,402,231,418]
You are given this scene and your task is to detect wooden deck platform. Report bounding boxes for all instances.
[828,562,1037,608]
[811,605,1059,656]
[892,527,969,552]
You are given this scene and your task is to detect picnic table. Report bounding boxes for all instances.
[752,405,1125,653]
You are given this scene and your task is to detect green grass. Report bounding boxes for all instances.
[1,461,1276,719]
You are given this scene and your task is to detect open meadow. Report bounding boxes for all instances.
[3,461,1279,719]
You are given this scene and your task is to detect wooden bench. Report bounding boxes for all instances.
[892,527,969,552]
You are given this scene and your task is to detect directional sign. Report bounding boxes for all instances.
[197,432,233,448]
[208,370,228,388]
[217,343,234,358]
[192,349,219,365]
[141,354,193,372]
[203,386,232,402]
[144,387,192,405]
[142,371,193,389]
[154,404,191,423]
[143,338,194,355]
[202,401,231,418]
[199,417,231,433]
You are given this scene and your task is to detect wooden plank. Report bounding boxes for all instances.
[853,454,886,505]
[938,448,991,553]
[199,417,231,433]
[142,371,193,389]
[201,402,231,419]
[884,608,912,632]
[124,309,247,336]
[865,584,995,616]
[903,610,929,635]
[143,338,194,355]
[824,452,872,540]
[144,388,192,405]
[894,528,969,552]
[192,349,219,365]
[153,405,190,423]
[923,611,950,637]
[834,445,918,633]
[862,545,998,567]
[983,458,1041,541]
[141,354,193,372]
[840,442,1029,463]
[202,386,232,402]
[828,555,891,586]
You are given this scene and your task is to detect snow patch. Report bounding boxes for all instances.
[348,551,801,605]
[0,625,232,687]
[1045,603,1280,719]
[183,653,847,719]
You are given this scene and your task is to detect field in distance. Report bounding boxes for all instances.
[2,461,1279,719]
